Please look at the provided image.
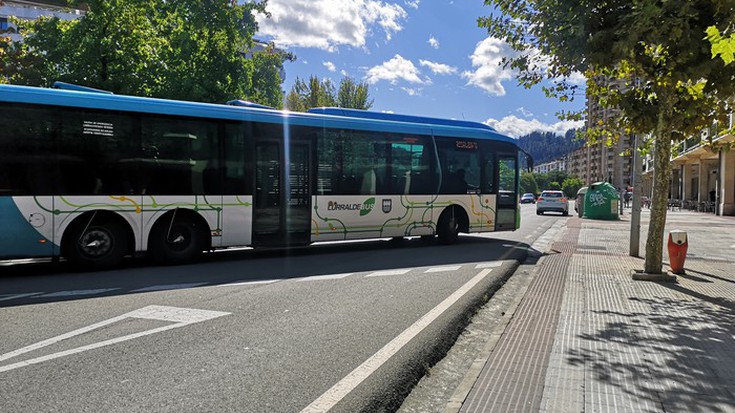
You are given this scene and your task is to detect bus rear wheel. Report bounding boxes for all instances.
[149,215,205,265]
[437,208,460,244]
[63,218,128,269]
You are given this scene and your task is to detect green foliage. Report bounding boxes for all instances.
[337,77,374,110]
[287,75,374,111]
[480,0,735,273]
[518,129,582,165]
[706,26,735,65]
[562,177,584,198]
[520,171,538,195]
[1,0,289,105]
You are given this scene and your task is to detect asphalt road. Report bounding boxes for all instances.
[0,204,568,412]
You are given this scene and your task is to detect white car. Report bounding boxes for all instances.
[536,190,569,216]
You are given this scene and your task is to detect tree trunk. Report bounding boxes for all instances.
[644,106,674,274]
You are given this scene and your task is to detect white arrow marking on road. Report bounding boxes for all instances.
[425,266,462,273]
[0,305,230,373]
[366,269,412,277]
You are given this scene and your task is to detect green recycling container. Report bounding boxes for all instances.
[583,182,619,220]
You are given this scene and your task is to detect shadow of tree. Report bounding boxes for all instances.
[565,287,735,412]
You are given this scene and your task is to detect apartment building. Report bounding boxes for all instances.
[0,0,82,42]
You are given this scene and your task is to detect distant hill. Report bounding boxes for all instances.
[518,129,583,166]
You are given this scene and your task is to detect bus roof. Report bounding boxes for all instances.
[307,107,497,132]
[0,84,517,145]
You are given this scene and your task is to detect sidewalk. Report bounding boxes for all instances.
[457,209,735,412]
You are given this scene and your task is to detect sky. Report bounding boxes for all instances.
[252,0,586,139]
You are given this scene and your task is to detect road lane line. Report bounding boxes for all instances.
[38,288,120,298]
[301,268,493,413]
[0,293,43,302]
[212,280,279,287]
[131,283,206,292]
[475,261,503,269]
[365,269,412,277]
[296,273,353,282]
[425,266,462,273]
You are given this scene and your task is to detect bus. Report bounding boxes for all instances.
[0,83,527,268]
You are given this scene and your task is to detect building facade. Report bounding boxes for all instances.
[1,0,82,42]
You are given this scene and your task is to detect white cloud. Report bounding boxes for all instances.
[340,69,349,77]
[419,59,457,75]
[401,87,421,96]
[366,55,428,84]
[256,0,408,51]
[323,61,337,72]
[404,0,420,9]
[461,37,514,96]
[485,115,583,138]
[427,36,439,49]
[516,107,533,118]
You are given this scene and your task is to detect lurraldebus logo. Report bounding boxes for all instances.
[327,198,376,216]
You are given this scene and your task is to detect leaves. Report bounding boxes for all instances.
[286,75,374,112]
[706,26,735,65]
[1,0,287,105]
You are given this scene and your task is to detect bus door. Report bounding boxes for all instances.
[253,139,312,247]
[495,154,518,230]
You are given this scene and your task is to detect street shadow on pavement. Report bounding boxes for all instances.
[0,235,533,308]
[566,288,735,412]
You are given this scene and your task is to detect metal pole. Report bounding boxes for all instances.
[630,134,642,256]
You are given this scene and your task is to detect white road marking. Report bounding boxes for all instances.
[425,266,461,273]
[0,305,229,373]
[301,269,494,413]
[38,288,120,298]
[365,269,412,277]
[212,279,279,287]
[0,293,43,302]
[131,283,206,292]
[475,261,503,269]
[296,273,353,282]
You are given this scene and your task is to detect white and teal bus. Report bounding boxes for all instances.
[0,83,526,268]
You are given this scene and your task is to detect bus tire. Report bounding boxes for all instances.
[63,217,128,269]
[148,214,205,265]
[437,208,460,245]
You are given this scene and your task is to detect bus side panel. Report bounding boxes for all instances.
[140,195,223,250]
[53,196,143,251]
[0,197,55,258]
[310,195,436,242]
[220,195,253,247]
[432,195,496,233]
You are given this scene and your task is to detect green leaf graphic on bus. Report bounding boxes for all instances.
[360,198,376,216]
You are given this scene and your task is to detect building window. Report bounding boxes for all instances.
[0,17,9,31]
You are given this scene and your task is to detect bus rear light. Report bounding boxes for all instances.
[561,198,567,202]
[537,197,543,201]
[39,239,47,244]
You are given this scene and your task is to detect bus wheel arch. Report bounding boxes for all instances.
[61,211,134,268]
[437,205,469,244]
[148,209,210,265]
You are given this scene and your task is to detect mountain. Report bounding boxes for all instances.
[518,129,583,166]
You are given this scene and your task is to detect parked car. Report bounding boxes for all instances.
[536,190,569,216]
[520,193,536,204]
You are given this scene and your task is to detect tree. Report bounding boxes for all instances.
[481,1,735,274]
[520,171,538,195]
[1,0,288,105]
[337,77,373,110]
[286,75,375,111]
[562,177,584,199]
[707,26,735,65]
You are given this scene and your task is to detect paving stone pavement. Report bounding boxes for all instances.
[460,209,735,413]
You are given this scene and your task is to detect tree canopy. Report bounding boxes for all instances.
[481,0,735,273]
[0,0,291,107]
[286,75,373,112]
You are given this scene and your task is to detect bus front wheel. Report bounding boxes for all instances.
[63,218,128,269]
[148,214,205,265]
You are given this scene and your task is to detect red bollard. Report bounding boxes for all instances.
[667,230,688,274]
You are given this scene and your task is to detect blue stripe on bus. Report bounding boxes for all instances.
[0,198,54,258]
[0,84,518,145]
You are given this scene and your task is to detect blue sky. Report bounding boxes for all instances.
[254,0,586,138]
